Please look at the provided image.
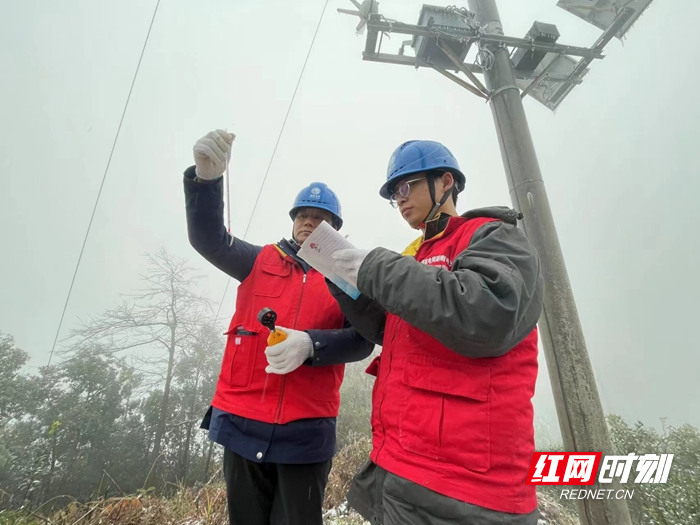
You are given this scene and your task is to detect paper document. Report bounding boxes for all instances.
[298,221,361,300]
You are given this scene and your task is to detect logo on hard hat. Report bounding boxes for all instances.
[310,187,321,199]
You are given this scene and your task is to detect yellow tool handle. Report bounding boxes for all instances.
[267,330,287,346]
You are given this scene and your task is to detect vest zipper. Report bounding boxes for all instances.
[274,272,307,423]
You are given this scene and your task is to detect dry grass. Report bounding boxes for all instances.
[1,437,576,525]
[0,438,372,525]
[0,485,229,525]
[323,433,373,511]
[537,491,579,525]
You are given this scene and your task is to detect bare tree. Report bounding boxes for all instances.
[174,323,221,482]
[64,248,215,482]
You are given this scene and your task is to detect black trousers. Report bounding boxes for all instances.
[223,448,332,525]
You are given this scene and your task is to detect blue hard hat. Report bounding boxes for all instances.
[289,182,343,229]
[380,140,466,199]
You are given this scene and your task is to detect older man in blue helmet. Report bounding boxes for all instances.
[270,139,545,524]
[182,129,374,525]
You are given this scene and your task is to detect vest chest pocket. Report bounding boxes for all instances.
[253,263,291,298]
[222,326,261,389]
[399,355,491,473]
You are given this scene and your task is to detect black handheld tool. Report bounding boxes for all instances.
[257,308,287,345]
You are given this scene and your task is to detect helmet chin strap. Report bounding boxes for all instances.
[423,176,454,224]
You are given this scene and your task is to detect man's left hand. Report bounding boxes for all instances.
[265,327,313,375]
[331,248,371,289]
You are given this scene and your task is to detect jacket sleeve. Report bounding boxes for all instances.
[323,280,387,346]
[305,318,375,367]
[183,165,262,282]
[357,221,544,358]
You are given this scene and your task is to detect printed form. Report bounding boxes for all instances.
[298,221,361,299]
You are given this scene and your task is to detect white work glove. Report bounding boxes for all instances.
[264,327,313,375]
[192,129,235,180]
[331,248,371,289]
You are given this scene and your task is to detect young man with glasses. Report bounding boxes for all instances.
[268,139,545,524]
[183,129,374,525]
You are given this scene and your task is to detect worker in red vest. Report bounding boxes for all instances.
[268,140,545,524]
[183,129,374,525]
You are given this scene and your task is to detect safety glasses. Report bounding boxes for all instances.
[389,176,427,209]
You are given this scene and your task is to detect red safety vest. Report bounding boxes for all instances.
[368,216,539,514]
[211,245,346,424]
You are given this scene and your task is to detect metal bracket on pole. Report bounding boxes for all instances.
[366,19,605,59]
[432,65,489,99]
[520,55,560,100]
[435,38,490,96]
[550,6,634,110]
[591,8,635,52]
[364,26,379,56]
[362,52,432,68]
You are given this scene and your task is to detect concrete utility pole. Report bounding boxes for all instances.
[468,3,630,524]
[341,1,655,524]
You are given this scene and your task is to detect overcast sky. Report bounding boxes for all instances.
[1,0,697,441]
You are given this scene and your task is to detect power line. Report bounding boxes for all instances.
[211,0,331,327]
[47,0,329,364]
[44,0,162,371]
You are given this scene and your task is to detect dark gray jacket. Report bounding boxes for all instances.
[330,207,544,359]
